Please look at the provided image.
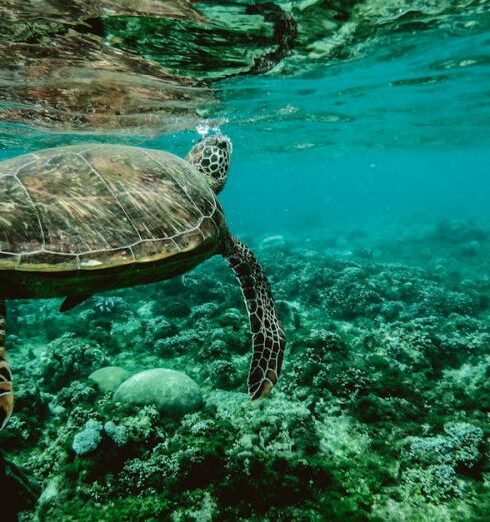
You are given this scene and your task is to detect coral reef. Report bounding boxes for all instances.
[3,226,490,521]
[72,420,103,456]
[39,334,108,393]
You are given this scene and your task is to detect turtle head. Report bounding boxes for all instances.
[185,134,232,194]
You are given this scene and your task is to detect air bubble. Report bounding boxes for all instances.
[196,121,210,137]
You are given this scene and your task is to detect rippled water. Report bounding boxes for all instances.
[1,0,489,148]
[2,0,488,236]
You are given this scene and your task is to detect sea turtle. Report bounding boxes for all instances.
[0,135,285,430]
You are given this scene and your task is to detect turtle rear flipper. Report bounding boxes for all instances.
[223,236,285,399]
[0,299,13,430]
[60,293,92,313]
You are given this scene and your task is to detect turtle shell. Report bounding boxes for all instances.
[0,144,225,298]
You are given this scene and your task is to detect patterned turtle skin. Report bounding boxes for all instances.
[0,135,285,431]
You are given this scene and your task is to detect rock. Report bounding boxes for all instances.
[456,240,481,257]
[276,300,301,329]
[435,219,487,244]
[259,234,286,250]
[113,368,203,418]
[89,366,130,394]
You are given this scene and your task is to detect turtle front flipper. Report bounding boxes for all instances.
[223,235,285,399]
[0,299,13,431]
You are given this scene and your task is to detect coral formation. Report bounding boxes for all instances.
[72,420,103,456]
[39,334,108,393]
[3,227,490,521]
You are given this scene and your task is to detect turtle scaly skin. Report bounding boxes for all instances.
[0,299,13,430]
[0,135,286,430]
[0,144,224,297]
[224,236,285,398]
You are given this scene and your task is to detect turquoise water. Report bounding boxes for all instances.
[207,25,490,236]
[1,2,490,521]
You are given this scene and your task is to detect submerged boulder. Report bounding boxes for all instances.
[113,369,202,418]
[89,366,131,394]
[259,234,287,251]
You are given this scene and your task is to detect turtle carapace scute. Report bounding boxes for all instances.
[0,135,285,431]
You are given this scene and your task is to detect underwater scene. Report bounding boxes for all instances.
[1,1,490,521]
